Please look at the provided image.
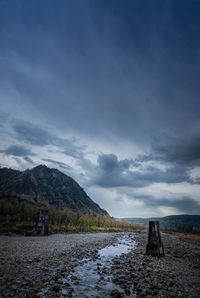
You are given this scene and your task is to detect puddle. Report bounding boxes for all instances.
[69,233,137,297]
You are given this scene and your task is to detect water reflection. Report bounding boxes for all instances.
[69,233,137,297]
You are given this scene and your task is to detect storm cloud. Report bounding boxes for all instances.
[0,0,200,217]
[88,153,195,188]
[153,133,200,166]
[0,145,35,157]
[12,120,52,147]
[133,195,200,214]
[11,119,86,158]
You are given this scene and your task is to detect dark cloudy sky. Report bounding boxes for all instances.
[0,0,200,217]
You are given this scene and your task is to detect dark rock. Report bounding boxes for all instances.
[110,288,124,297]
[52,285,60,292]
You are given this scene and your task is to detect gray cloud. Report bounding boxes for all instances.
[42,158,72,170]
[153,133,200,166]
[12,120,52,146]
[98,154,132,172]
[0,111,9,129]
[12,157,24,167]
[1,0,199,147]
[0,0,200,216]
[12,119,85,159]
[23,156,34,164]
[134,195,200,214]
[91,153,193,188]
[0,145,35,157]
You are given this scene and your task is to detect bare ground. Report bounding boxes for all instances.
[0,232,119,297]
[0,232,200,297]
[110,232,200,297]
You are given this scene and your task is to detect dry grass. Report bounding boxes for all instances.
[173,232,200,243]
[161,231,200,243]
[137,227,148,233]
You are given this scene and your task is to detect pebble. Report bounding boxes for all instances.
[61,288,67,295]
[61,278,68,284]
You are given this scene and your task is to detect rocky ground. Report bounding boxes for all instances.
[0,232,200,297]
[109,233,200,298]
[0,232,119,297]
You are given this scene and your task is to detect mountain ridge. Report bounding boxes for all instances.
[0,165,108,216]
[117,214,200,230]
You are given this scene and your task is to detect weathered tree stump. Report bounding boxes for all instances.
[146,221,164,257]
[33,209,49,236]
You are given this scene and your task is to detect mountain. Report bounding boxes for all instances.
[0,165,108,216]
[118,215,200,230]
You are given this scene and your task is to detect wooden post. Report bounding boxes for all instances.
[33,209,49,236]
[146,221,164,257]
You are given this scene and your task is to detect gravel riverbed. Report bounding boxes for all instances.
[0,232,200,297]
[109,233,200,298]
[0,232,119,297]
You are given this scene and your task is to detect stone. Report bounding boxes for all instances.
[52,285,60,292]
[61,278,68,284]
[110,288,124,297]
[61,289,67,295]
[11,285,18,290]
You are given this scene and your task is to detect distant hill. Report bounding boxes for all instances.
[0,165,108,216]
[117,215,200,231]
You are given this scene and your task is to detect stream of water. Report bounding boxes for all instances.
[68,233,137,297]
